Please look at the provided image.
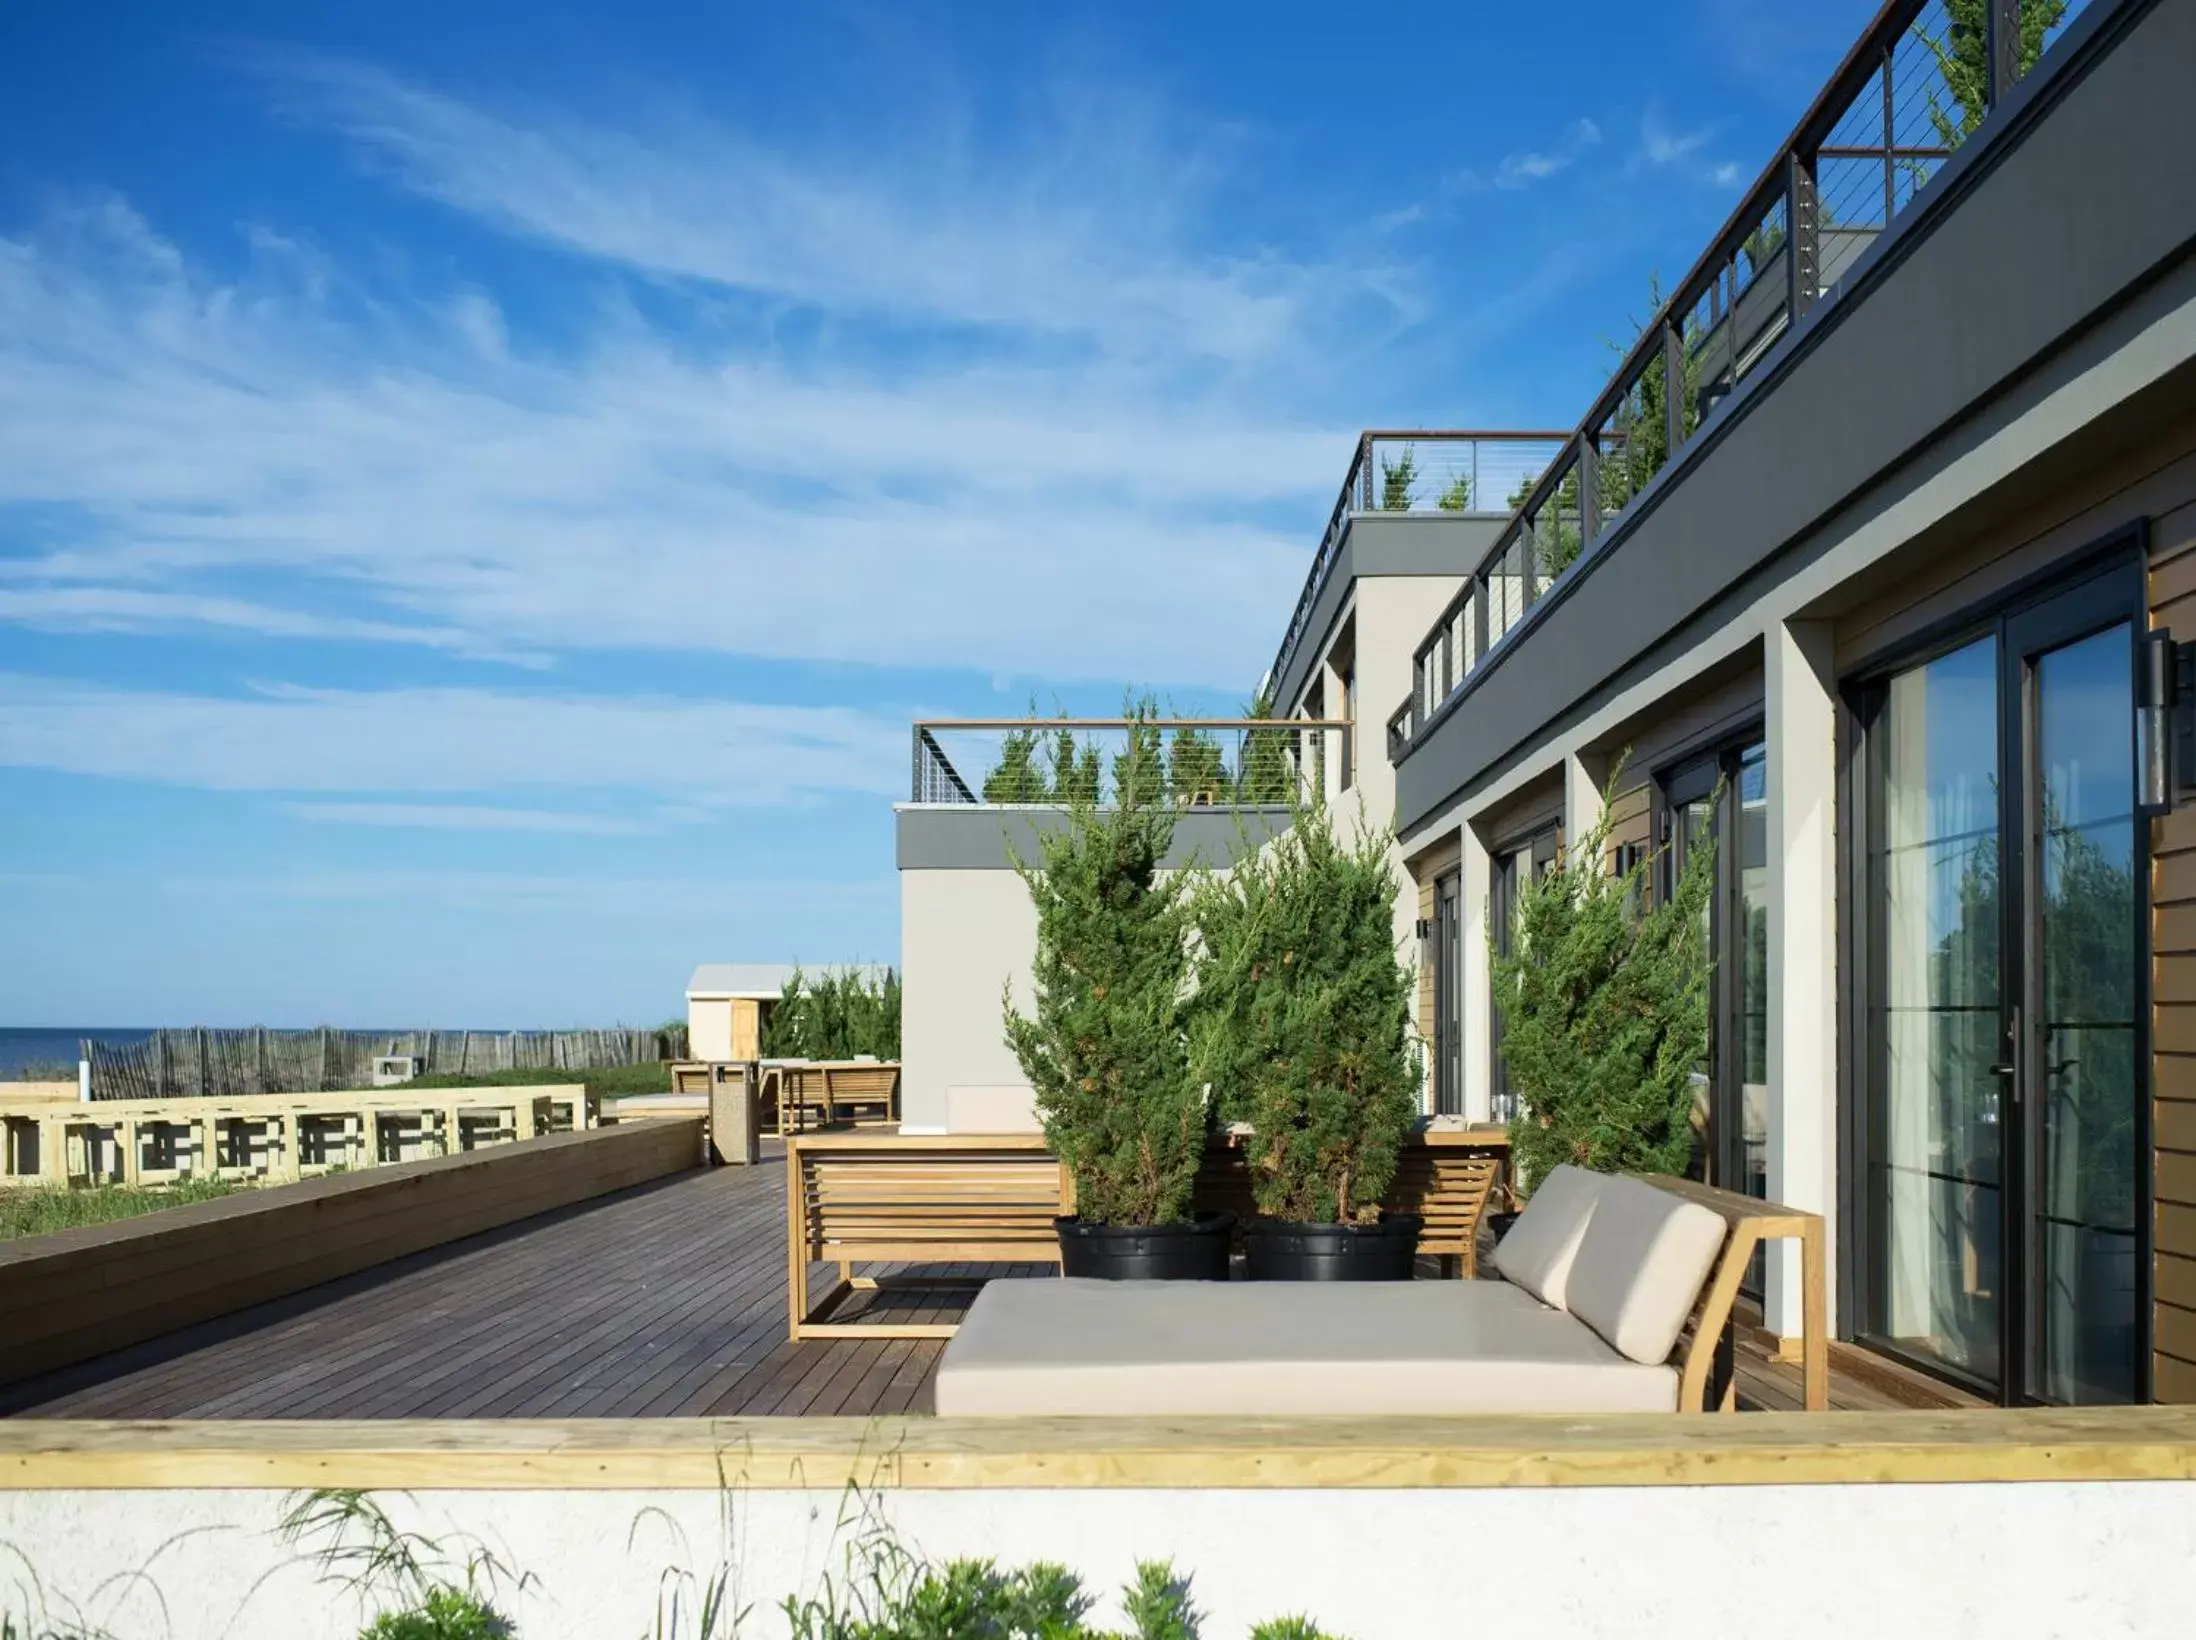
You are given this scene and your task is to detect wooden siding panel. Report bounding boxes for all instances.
[2159,1150,2196,1210]
[2157,1251,2196,1314]
[2159,1097,2196,1153]
[2156,849,2196,906]
[2154,1301,2196,1369]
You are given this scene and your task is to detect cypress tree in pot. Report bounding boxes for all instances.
[1004,735,1229,1279]
[1192,798,1423,1279]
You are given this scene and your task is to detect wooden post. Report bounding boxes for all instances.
[442,1103,461,1156]
[274,1110,301,1182]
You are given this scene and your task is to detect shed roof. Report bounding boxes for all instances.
[685,963,891,999]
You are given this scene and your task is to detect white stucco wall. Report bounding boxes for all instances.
[687,997,733,1064]
[900,865,1040,1132]
[7,1481,2194,1639]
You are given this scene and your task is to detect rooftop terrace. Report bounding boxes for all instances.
[0,1142,1970,1420]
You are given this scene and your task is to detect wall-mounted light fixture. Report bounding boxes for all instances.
[2138,629,2193,813]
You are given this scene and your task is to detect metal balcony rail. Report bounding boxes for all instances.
[1390,0,2096,756]
[910,718,1354,807]
[1265,430,1571,696]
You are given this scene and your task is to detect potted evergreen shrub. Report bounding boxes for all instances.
[1192,799,1424,1279]
[1490,765,1714,1203]
[1004,739,1230,1278]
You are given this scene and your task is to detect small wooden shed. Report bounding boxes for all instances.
[684,965,797,1063]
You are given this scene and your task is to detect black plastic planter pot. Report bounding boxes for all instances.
[1243,1214,1424,1281]
[1055,1212,1236,1280]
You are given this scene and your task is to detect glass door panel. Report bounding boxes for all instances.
[2025,624,2140,1404]
[1866,636,2003,1389]
[1662,786,1719,1179]
[1735,743,1771,1208]
[1433,870,1463,1117]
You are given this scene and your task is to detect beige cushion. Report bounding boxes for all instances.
[1488,1164,1606,1310]
[934,1278,1677,1416]
[1564,1175,1728,1365]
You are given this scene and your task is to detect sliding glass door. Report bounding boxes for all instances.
[1857,568,2144,1404]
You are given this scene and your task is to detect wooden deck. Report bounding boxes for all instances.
[0,1148,1978,1420]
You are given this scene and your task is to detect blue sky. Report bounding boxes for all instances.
[0,0,1877,1026]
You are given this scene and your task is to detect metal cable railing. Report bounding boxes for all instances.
[908,718,1354,807]
[1264,431,1569,699]
[1390,0,2099,756]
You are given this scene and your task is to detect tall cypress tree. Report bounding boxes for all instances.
[1191,799,1421,1223]
[1004,765,1204,1226]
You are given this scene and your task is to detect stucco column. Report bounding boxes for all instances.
[1766,617,1839,1338]
[1562,751,1606,855]
[1459,820,1494,1123]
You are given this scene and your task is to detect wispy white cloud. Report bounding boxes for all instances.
[256,54,1398,368]
[0,187,1347,690]
[0,672,906,805]
[1628,106,1739,187]
[281,801,656,834]
[157,866,895,920]
[1444,118,1604,196]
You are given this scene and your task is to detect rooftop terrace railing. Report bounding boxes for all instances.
[1265,430,1570,697]
[1387,0,2098,758]
[911,718,1352,807]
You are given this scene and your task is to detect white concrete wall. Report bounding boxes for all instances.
[7,1482,2194,1640]
[900,866,1040,1133]
[686,998,733,1064]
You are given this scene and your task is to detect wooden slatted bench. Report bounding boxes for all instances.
[765,1061,902,1135]
[786,1133,1066,1339]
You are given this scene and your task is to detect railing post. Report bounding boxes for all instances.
[1519,520,1538,609]
[1789,148,1821,320]
[1473,572,1490,659]
[1578,437,1600,547]
[1357,434,1375,511]
[1881,48,1896,224]
[1663,317,1686,463]
[910,725,922,803]
[1984,0,2022,109]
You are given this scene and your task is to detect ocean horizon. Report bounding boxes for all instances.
[0,1027,155,1078]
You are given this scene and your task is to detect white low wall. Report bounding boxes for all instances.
[6,1480,2195,1638]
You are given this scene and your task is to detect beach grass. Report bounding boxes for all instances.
[403,1061,671,1099]
[1,1175,243,1242]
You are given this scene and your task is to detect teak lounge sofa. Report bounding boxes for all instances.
[933,1164,1827,1415]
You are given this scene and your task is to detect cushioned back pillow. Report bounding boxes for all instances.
[1564,1175,1728,1365]
[1488,1164,1605,1311]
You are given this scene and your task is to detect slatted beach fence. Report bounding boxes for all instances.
[81,1027,687,1102]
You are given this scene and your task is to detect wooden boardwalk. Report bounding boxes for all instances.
[1,1146,1978,1420]
[0,1149,1042,1420]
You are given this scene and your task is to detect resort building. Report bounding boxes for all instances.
[1265,0,2196,1408]
[892,0,2196,1411]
